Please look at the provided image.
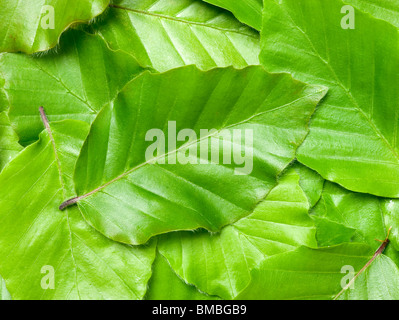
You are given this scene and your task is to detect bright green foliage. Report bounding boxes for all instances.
[346,0,399,28]
[382,199,399,251]
[237,244,399,300]
[261,0,399,198]
[0,119,156,299]
[1,29,145,145]
[0,276,11,300]
[0,111,22,171]
[311,182,388,249]
[201,0,263,30]
[337,254,399,300]
[0,0,110,54]
[1,0,399,301]
[0,87,7,112]
[94,0,260,72]
[158,169,317,299]
[146,252,220,300]
[72,65,326,245]
[236,178,399,300]
[0,0,109,53]
[199,0,399,31]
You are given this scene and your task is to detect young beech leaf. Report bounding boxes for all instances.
[145,251,220,300]
[291,162,324,208]
[236,243,399,300]
[199,0,399,32]
[345,0,399,29]
[261,0,399,198]
[310,181,399,266]
[0,84,21,172]
[157,169,317,299]
[0,87,8,113]
[1,29,145,146]
[0,111,22,172]
[93,0,260,72]
[311,182,388,249]
[0,0,110,54]
[201,0,263,30]
[66,65,327,245]
[235,171,399,299]
[309,182,399,268]
[0,117,156,300]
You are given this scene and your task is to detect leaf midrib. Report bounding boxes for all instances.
[109,4,259,39]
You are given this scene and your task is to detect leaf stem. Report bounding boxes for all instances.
[334,227,392,300]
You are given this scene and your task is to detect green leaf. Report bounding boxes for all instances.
[337,254,399,300]
[199,0,399,32]
[291,162,324,208]
[0,117,156,300]
[261,0,399,198]
[234,173,399,299]
[0,276,11,300]
[197,0,399,32]
[0,0,110,54]
[345,0,399,29]
[311,215,356,247]
[311,182,387,249]
[158,168,317,299]
[236,244,399,300]
[1,29,145,146]
[0,111,22,171]
[93,0,260,72]
[145,251,220,300]
[201,0,263,30]
[69,65,327,245]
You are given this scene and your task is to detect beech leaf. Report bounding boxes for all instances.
[311,182,388,249]
[291,162,324,208]
[0,0,110,54]
[0,111,22,171]
[145,251,220,300]
[93,0,260,72]
[237,167,399,299]
[237,244,399,300]
[67,65,327,245]
[0,117,156,300]
[0,276,11,300]
[158,168,317,299]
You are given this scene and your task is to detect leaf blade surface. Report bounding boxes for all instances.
[261,0,399,197]
[72,65,327,245]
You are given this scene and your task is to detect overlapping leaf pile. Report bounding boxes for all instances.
[0,0,399,300]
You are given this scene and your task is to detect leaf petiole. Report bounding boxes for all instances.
[334,227,392,300]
